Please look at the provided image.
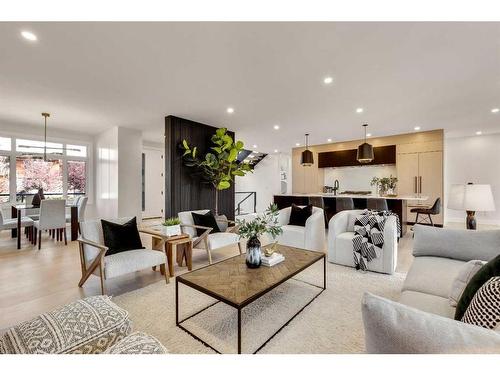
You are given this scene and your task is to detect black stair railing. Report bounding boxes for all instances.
[235,191,257,215]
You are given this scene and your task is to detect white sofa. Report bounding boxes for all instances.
[328,210,397,274]
[362,224,500,353]
[274,206,325,251]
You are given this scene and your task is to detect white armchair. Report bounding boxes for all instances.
[274,206,326,251]
[77,218,168,295]
[178,210,242,264]
[328,210,397,274]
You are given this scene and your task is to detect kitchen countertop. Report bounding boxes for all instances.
[275,193,429,201]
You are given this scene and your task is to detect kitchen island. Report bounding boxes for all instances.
[273,193,428,235]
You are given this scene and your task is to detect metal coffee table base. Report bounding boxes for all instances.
[175,258,326,354]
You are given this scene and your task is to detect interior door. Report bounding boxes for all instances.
[396,152,419,221]
[418,151,443,224]
[143,148,164,218]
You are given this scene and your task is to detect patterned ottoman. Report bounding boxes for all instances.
[0,296,132,354]
[104,332,168,354]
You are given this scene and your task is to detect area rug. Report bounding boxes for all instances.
[113,262,405,354]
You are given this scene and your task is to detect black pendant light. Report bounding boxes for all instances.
[357,124,374,164]
[301,133,314,166]
[42,112,50,161]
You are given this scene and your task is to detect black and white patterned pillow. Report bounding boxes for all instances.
[461,277,500,331]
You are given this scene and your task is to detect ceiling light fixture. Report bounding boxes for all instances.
[366,133,372,137]
[252,144,257,148]
[301,134,314,166]
[323,77,333,84]
[357,124,374,164]
[356,108,364,113]
[327,138,332,142]
[476,131,483,135]
[41,112,50,161]
[273,125,280,130]
[226,107,234,114]
[414,126,421,131]
[274,149,278,153]
[491,108,499,113]
[21,31,37,41]
[295,143,300,147]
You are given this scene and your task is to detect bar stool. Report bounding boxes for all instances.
[335,197,354,211]
[367,198,388,211]
[411,198,441,226]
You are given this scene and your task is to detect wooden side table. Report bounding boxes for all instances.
[139,228,192,277]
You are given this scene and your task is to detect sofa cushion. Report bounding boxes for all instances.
[104,332,168,354]
[101,217,144,256]
[103,249,166,279]
[207,232,239,250]
[413,225,500,262]
[402,256,465,298]
[0,296,131,354]
[362,292,500,354]
[276,225,305,249]
[288,204,312,227]
[455,254,500,320]
[449,260,486,308]
[462,277,500,331]
[399,290,455,318]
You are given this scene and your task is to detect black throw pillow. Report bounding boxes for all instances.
[191,211,221,237]
[455,254,500,320]
[101,217,144,256]
[288,204,313,227]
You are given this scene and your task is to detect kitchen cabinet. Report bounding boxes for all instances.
[397,149,443,225]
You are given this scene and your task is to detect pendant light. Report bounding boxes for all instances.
[301,133,314,166]
[42,112,50,161]
[356,124,374,163]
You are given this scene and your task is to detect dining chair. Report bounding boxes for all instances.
[66,196,88,232]
[24,194,40,221]
[34,199,67,249]
[0,206,34,242]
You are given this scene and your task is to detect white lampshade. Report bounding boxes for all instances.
[448,184,495,212]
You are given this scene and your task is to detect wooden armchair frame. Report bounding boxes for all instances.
[181,219,242,264]
[77,236,169,295]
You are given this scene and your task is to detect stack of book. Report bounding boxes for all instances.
[261,252,285,267]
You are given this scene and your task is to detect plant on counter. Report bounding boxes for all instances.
[236,204,283,268]
[181,127,253,216]
[371,175,398,196]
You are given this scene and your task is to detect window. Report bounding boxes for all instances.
[0,156,9,203]
[16,139,64,155]
[16,156,63,200]
[67,160,86,198]
[0,137,11,151]
[66,144,87,157]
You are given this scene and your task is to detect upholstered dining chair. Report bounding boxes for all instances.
[66,196,88,231]
[77,218,169,294]
[178,210,242,264]
[33,199,67,249]
[0,206,34,241]
[367,198,389,211]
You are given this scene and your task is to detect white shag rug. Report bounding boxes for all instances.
[113,262,405,354]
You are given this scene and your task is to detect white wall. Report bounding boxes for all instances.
[324,165,397,193]
[445,133,500,225]
[235,153,291,214]
[94,127,119,219]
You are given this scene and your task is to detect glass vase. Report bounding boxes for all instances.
[246,236,262,268]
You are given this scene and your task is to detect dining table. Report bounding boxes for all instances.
[11,203,79,249]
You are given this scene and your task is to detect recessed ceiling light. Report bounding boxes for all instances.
[226,107,234,114]
[327,138,332,142]
[274,149,278,153]
[295,143,300,146]
[491,108,499,113]
[252,144,257,148]
[366,133,372,137]
[356,108,364,113]
[476,131,482,135]
[414,126,421,131]
[21,31,37,41]
[323,76,333,84]
[273,125,280,130]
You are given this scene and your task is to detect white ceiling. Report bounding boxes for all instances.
[1,22,499,153]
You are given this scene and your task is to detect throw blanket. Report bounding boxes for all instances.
[352,210,400,271]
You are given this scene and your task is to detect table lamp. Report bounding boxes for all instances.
[448,183,495,229]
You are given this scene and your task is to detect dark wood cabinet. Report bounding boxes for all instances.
[318,145,396,168]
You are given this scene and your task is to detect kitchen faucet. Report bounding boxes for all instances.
[333,179,339,195]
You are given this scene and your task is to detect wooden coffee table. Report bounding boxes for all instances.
[176,244,326,354]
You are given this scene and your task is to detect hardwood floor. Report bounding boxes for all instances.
[0,227,238,331]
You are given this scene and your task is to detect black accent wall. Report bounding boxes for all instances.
[164,116,235,220]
